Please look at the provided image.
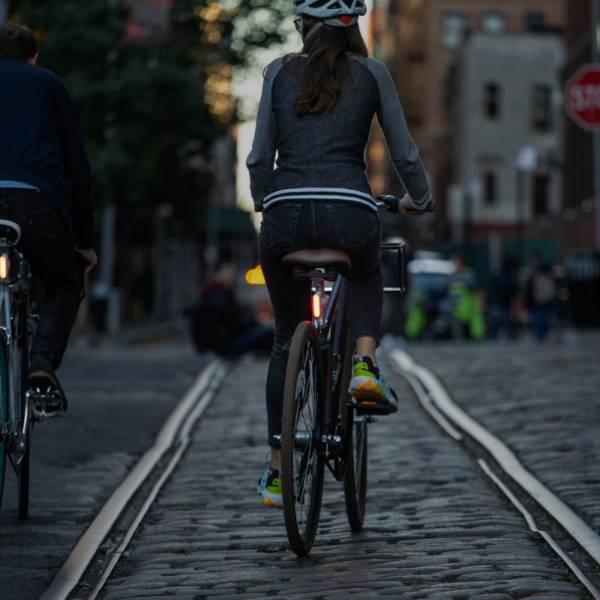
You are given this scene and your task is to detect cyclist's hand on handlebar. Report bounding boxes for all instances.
[76,248,98,277]
[398,194,435,217]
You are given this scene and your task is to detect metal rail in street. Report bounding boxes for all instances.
[388,348,600,600]
[40,358,228,600]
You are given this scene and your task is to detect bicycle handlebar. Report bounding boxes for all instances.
[375,195,401,214]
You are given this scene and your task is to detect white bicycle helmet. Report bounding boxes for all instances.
[294,0,367,40]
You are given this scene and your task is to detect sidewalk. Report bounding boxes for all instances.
[100,354,584,600]
[0,342,202,600]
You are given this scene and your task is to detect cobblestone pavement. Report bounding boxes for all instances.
[0,341,201,600]
[100,354,584,600]
[406,334,600,538]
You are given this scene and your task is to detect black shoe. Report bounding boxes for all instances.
[28,370,68,418]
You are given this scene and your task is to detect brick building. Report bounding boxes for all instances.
[368,0,566,245]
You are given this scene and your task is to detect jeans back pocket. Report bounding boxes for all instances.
[260,203,302,251]
[326,203,380,245]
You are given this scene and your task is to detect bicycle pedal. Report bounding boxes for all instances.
[29,391,66,421]
[349,397,391,416]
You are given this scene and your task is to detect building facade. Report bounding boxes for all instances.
[560,0,596,257]
[450,32,563,240]
[369,0,566,241]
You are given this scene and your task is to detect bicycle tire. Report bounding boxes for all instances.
[0,343,7,512]
[342,334,368,531]
[281,321,325,557]
[17,320,32,520]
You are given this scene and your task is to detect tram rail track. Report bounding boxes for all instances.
[388,348,600,600]
[40,358,228,600]
[38,347,600,599]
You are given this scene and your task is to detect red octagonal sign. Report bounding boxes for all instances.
[566,64,600,131]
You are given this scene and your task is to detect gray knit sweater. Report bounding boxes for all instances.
[246,55,431,213]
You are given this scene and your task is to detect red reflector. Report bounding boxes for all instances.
[340,15,353,24]
[312,294,321,318]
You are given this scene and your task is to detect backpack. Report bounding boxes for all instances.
[532,273,556,306]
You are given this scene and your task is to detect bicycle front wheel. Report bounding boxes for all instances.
[281,321,325,557]
[0,344,7,512]
[342,334,368,531]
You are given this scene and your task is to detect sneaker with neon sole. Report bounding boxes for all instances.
[348,355,398,413]
[257,451,271,494]
[261,469,283,508]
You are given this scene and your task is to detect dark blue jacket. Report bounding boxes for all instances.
[0,58,94,249]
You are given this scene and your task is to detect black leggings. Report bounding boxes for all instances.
[260,202,383,448]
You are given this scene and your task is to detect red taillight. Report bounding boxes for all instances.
[312,294,321,318]
[0,255,8,279]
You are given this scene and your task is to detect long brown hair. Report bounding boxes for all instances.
[285,15,369,117]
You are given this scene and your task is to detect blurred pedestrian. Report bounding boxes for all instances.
[527,250,556,341]
[449,255,485,340]
[488,255,519,340]
[186,261,274,357]
[0,23,97,414]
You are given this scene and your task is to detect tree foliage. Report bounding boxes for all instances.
[12,0,290,230]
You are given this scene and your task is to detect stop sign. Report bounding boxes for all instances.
[565,64,600,131]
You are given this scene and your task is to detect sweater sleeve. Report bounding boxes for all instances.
[367,59,432,210]
[246,59,284,212]
[55,78,95,249]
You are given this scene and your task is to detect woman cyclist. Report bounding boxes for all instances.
[248,0,434,508]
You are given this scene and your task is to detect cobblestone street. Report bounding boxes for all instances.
[99,347,589,600]
[0,342,201,600]
[407,334,600,539]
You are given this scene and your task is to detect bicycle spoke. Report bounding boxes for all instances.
[292,340,319,535]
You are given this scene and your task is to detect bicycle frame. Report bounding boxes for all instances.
[308,241,406,481]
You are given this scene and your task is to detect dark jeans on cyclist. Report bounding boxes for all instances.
[260,201,383,449]
[0,188,81,374]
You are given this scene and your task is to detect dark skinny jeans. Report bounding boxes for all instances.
[0,188,81,373]
[260,202,383,448]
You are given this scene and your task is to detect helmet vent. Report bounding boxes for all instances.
[329,1,342,8]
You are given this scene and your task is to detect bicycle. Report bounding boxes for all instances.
[277,196,406,556]
[0,219,45,520]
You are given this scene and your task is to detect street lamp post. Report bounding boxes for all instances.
[515,146,538,267]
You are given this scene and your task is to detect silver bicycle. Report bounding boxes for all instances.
[0,219,42,520]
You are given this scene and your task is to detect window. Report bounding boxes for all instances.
[442,11,467,49]
[533,175,549,215]
[484,172,497,204]
[532,84,551,131]
[525,11,545,32]
[482,11,506,33]
[484,83,501,119]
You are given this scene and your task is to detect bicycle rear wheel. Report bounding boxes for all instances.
[281,321,325,557]
[17,321,32,520]
[0,344,7,512]
[342,334,368,531]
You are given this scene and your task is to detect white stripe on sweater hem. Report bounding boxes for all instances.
[264,187,375,203]
[263,194,377,212]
